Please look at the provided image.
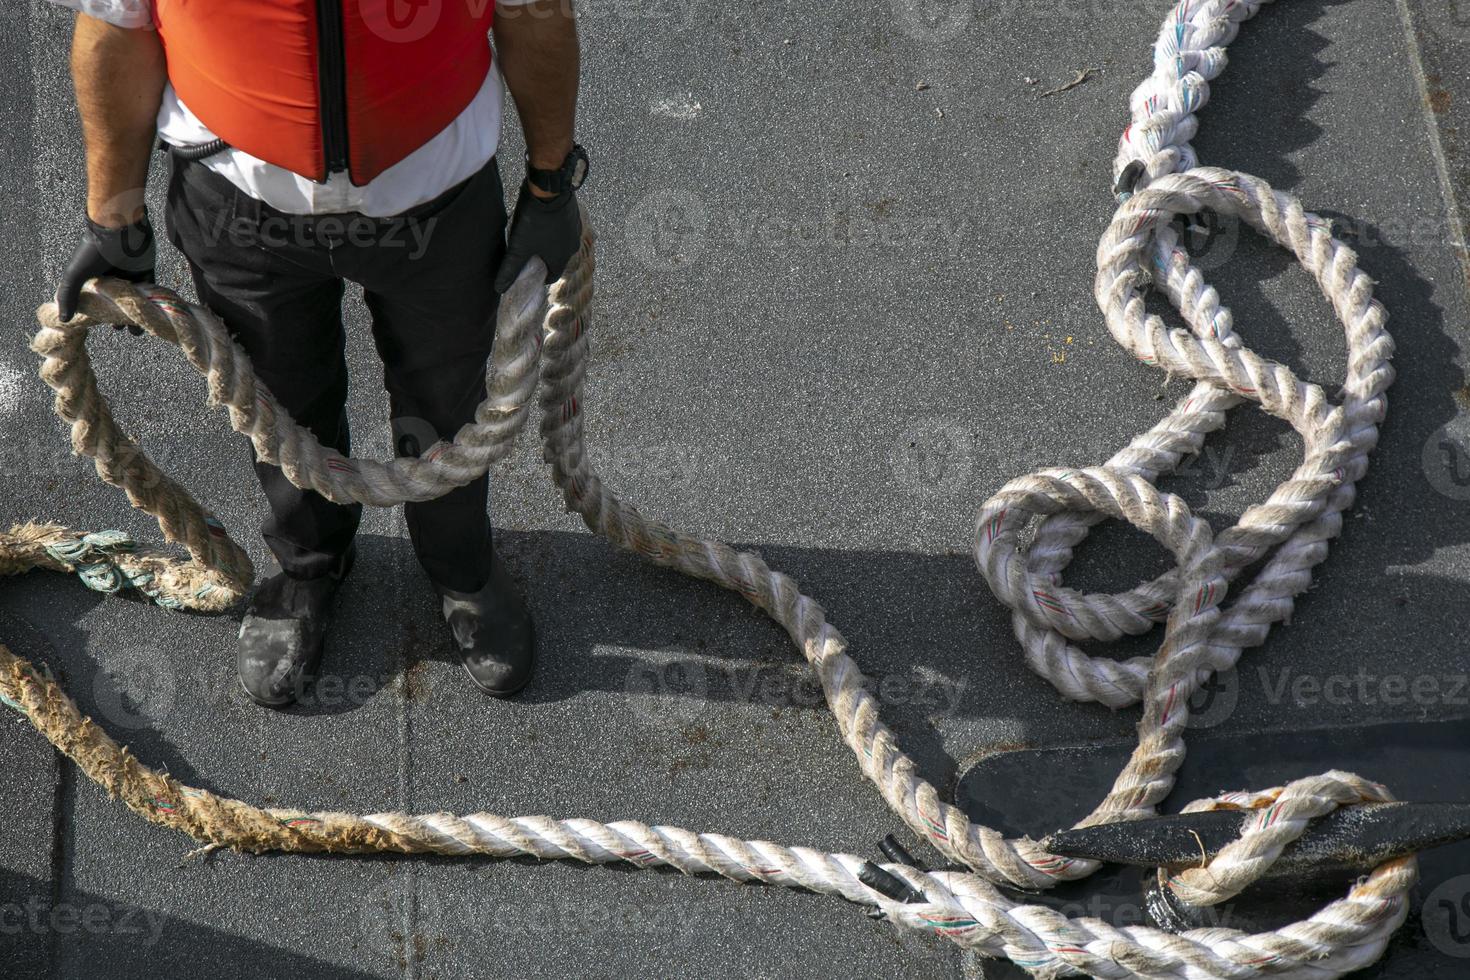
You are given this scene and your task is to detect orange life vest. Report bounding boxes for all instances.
[152,0,494,185]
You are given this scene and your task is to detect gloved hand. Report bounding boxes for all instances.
[55,212,157,334]
[493,181,582,293]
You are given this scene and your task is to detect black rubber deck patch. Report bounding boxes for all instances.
[955,718,1470,978]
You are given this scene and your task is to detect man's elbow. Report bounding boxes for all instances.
[71,11,164,67]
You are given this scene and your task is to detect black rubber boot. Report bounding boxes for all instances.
[236,545,356,708]
[437,553,535,698]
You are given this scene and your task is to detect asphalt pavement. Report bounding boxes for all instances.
[2,1,1468,978]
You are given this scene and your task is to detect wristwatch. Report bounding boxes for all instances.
[526,143,589,196]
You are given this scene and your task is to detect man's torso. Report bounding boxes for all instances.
[53,0,518,216]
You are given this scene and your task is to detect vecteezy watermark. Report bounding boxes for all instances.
[390,415,446,460]
[621,189,972,272]
[356,877,446,960]
[197,208,438,261]
[349,0,709,37]
[282,670,402,710]
[392,414,706,489]
[198,657,451,712]
[1050,891,1238,930]
[622,651,712,729]
[1317,212,1467,253]
[1423,875,1470,959]
[0,898,167,946]
[889,417,975,496]
[1161,209,1465,281]
[1257,666,1470,710]
[355,876,702,961]
[886,422,1234,499]
[486,888,705,938]
[1423,416,1470,502]
[1185,668,1239,730]
[889,0,973,42]
[93,646,178,730]
[1169,211,1241,274]
[623,655,969,729]
[358,0,450,43]
[159,646,447,714]
[885,422,1236,498]
[595,437,704,488]
[1173,444,1237,490]
[724,209,971,254]
[623,189,710,272]
[1123,212,1240,281]
[1176,665,1470,728]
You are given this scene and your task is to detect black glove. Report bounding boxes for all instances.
[56,212,157,334]
[493,181,582,294]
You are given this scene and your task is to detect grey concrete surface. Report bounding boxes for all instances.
[2,0,1468,978]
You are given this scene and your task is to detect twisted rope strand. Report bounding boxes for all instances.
[1,0,1418,975]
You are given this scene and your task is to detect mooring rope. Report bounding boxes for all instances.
[1,1,1418,975]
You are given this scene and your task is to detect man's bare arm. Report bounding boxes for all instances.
[71,14,166,227]
[493,0,580,198]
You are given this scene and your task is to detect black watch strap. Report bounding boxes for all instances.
[527,143,589,195]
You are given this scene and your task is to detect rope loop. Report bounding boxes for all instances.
[1163,772,1397,908]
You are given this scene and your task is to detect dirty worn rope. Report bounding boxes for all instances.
[0,0,1416,976]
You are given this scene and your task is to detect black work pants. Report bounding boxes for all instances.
[164,154,507,592]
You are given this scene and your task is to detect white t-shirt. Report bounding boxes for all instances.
[54,0,525,216]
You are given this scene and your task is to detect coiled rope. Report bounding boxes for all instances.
[1,1,1417,975]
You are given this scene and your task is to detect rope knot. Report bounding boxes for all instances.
[1162,771,1396,907]
[43,529,142,596]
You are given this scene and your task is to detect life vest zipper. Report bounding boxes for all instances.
[316,0,349,177]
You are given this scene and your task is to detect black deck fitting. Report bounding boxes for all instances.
[878,834,927,871]
[1042,801,1470,879]
[857,861,925,904]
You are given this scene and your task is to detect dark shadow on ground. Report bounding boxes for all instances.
[1188,0,1347,191]
[0,867,382,980]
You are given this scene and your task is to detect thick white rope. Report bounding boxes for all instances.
[12,0,1417,976]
